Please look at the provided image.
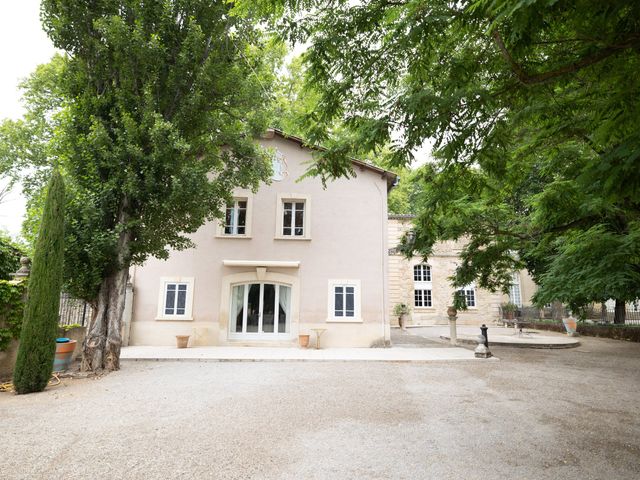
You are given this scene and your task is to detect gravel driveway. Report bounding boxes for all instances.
[1,336,639,480]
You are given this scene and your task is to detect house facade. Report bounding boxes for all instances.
[388,215,537,326]
[126,130,396,348]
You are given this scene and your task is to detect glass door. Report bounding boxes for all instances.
[230,283,291,338]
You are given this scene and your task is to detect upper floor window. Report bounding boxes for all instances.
[413,264,431,282]
[224,199,247,235]
[283,201,305,236]
[276,193,311,240]
[217,194,252,238]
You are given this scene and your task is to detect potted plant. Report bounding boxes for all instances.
[501,302,518,320]
[53,338,77,372]
[58,323,87,360]
[298,333,310,348]
[176,335,190,348]
[393,303,411,329]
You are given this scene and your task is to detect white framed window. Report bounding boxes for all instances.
[283,201,305,236]
[225,199,247,235]
[275,193,311,240]
[509,273,522,307]
[457,284,476,308]
[217,195,252,238]
[413,264,431,282]
[414,289,432,307]
[156,277,194,320]
[327,279,362,322]
[413,264,433,308]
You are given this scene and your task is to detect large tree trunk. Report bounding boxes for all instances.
[81,267,129,371]
[81,199,131,372]
[614,299,626,325]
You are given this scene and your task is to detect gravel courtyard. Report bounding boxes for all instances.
[2,336,639,480]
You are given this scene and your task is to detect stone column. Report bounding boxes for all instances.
[447,306,457,346]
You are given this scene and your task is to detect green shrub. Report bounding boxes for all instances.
[0,280,26,351]
[393,303,410,317]
[0,232,25,280]
[528,320,640,342]
[501,302,518,313]
[13,171,65,394]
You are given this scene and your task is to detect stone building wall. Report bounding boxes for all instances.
[388,216,536,326]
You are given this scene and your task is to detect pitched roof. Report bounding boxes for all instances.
[263,128,399,191]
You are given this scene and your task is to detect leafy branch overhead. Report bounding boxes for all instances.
[258,0,640,309]
[1,1,285,371]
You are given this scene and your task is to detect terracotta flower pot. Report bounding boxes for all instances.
[53,339,77,372]
[298,334,310,348]
[176,335,190,348]
[447,306,457,318]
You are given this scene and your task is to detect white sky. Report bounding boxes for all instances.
[0,0,56,238]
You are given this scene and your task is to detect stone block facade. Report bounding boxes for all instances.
[388,216,536,326]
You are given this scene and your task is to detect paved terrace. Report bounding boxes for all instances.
[120,344,484,362]
[409,325,581,348]
[120,325,578,363]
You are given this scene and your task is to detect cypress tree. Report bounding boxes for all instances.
[13,170,65,394]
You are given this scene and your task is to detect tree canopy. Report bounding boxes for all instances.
[1,0,284,370]
[257,0,640,311]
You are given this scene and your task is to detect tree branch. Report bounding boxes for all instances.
[492,31,640,86]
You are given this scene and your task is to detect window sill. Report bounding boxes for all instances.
[274,236,311,241]
[413,307,435,311]
[155,316,194,321]
[215,234,252,239]
[326,317,363,324]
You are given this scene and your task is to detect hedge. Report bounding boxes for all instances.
[0,280,26,351]
[527,320,640,343]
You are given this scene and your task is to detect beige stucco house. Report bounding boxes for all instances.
[126,130,397,348]
[388,215,537,326]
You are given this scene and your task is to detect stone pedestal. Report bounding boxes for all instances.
[474,343,493,358]
[447,307,458,346]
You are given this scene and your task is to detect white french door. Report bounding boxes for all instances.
[229,283,292,339]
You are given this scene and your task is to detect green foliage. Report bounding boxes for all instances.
[13,171,65,394]
[0,232,25,280]
[501,302,518,313]
[269,55,317,137]
[2,2,284,305]
[387,168,426,215]
[392,303,410,317]
[0,280,26,352]
[60,323,83,332]
[268,0,640,308]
